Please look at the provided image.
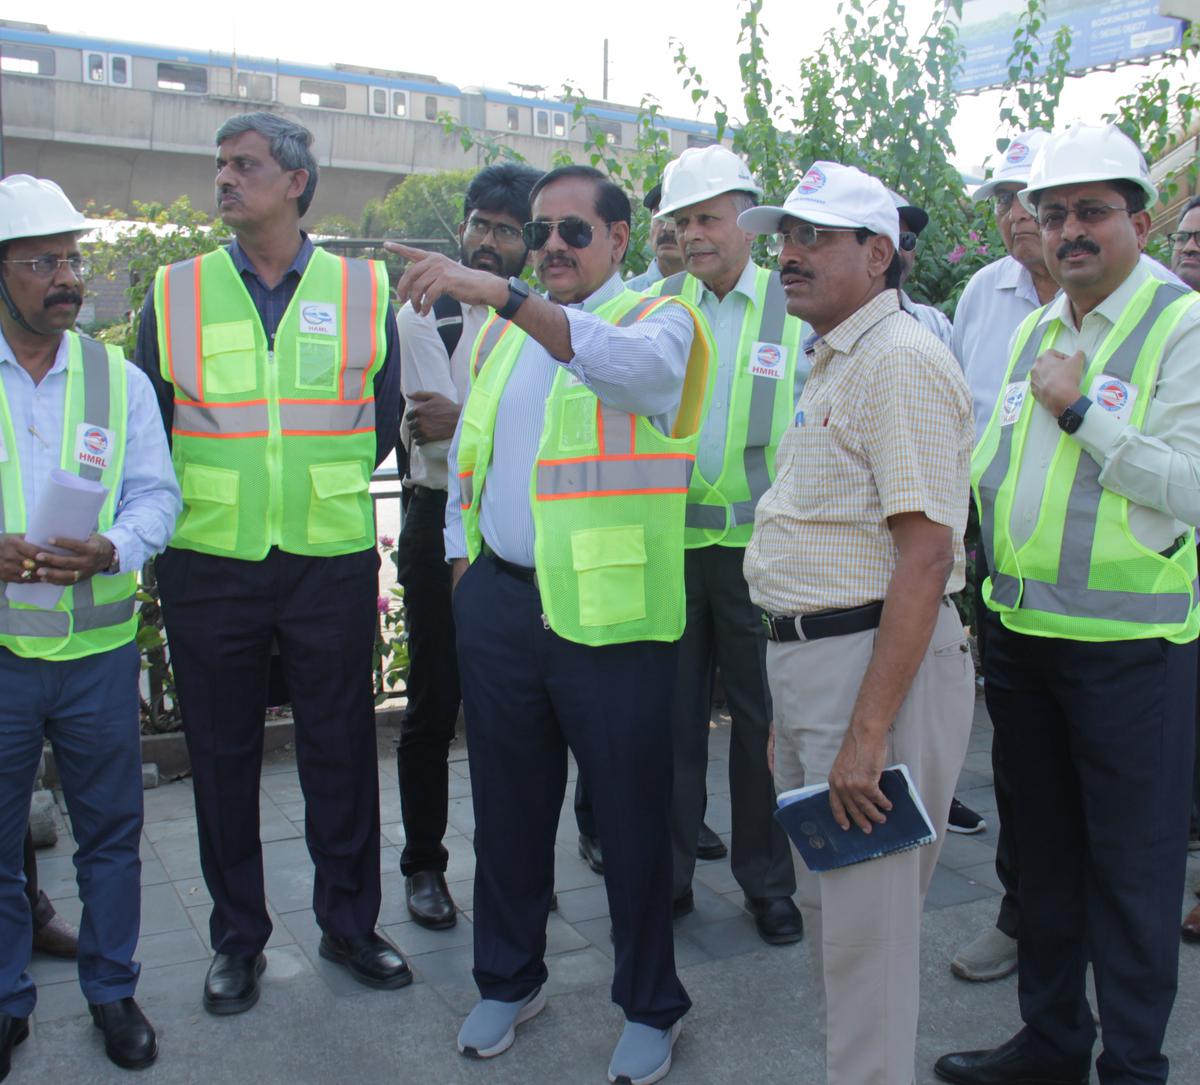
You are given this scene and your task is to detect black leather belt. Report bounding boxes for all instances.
[482,541,537,586]
[762,601,884,643]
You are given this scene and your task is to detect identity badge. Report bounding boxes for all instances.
[749,341,787,380]
[999,381,1028,427]
[299,302,339,337]
[74,423,114,470]
[1089,373,1139,424]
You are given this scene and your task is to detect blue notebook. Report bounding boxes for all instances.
[773,764,937,874]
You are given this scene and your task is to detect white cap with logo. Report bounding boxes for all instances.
[971,129,1051,202]
[737,162,899,248]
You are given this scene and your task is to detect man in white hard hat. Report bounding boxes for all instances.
[0,176,179,1078]
[741,161,975,1085]
[935,124,1200,1085]
[642,144,805,943]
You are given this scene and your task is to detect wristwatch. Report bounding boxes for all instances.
[1057,395,1092,435]
[496,276,531,320]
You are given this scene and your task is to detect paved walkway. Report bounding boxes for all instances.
[16,698,1200,1084]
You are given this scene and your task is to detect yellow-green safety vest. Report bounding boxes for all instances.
[644,265,803,547]
[973,275,1200,643]
[457,288,714,646]
[0,332,137,660]
[154,247,388,560]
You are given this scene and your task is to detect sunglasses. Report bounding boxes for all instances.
[523,218,612,251]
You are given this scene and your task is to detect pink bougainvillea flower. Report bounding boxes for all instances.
[947,244,967,265]
[377,596,391,614]
[379,535,395,549]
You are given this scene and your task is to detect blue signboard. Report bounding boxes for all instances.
[954,0,1186,92]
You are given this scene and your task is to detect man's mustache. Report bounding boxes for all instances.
[779,263,814,280]
[46,289,83,308]
[1056,238,1101,261]
[655,231,678,248]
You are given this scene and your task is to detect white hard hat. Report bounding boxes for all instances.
[971,129,1051,202]
[0,175,89,244]
[1018,123,1156,213]
[656,146,762,219]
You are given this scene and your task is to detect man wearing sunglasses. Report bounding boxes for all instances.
[394,163,541,934]
[0,175,180,1077]
[888,191,955,351]
[389,163,713,1085]
[935,124,1200,1085]
[741,161,976,1085]
[637,145,804,946]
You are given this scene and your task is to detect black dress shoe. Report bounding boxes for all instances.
[204,952,266,1015]
[319,931,413,990]
[934,1035,1090,1085]
[0,1014,29,1083]
[744,895,804,945]
[88,997,157,1071]
[672,888,695,920]
[406,871,457,930]
[696,821,728,860]
[578,833,604,875]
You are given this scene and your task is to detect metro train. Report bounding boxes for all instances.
[0,20,726,156]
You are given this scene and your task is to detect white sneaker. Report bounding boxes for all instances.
[607,1019,682,1085]
[456,987,546,1058]
[950,926,1018,982]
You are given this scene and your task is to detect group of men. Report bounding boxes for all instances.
[0,104,1198,1085]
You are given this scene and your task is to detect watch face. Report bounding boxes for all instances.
[1058,409,1082,434]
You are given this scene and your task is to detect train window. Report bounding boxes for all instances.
[237,72,273,101]
[392,91,407,117]
[506,107,520,132]
[686,134,717,149]
[300,79,346,109]
[157,62,208,94]
[535,110,549,136]
[424,95,438,121]
[110,55,130,86]
[553,113,567,138]
[371,88,387,115]
[588,119,622,146]
[0,44,55,77]
[87,53,106,82]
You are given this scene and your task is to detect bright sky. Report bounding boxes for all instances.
[7,0,1192,176]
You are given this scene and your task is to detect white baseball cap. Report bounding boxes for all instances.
[971,129,1051,202]
[738,162,899,248]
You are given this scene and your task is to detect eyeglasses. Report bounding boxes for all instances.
[899,232,917,253]
[523,218,611,251]
[463,215,524,245]
[1036,204,1131,232]
[993,191,1019,215]
[2,254,89,278]
[1167,230,1200,248]
[766,223,862,256]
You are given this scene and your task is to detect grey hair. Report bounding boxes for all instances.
[216,112,319,217]
[731,191,758,215]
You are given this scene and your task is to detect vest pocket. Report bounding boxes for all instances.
[202,320,257,395]
[178,464,239,551]
[570,525,647,627]
[308,461,368,545]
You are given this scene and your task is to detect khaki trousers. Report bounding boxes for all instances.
[768,598,974,1085]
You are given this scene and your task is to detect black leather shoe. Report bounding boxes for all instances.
[406,871,457,930]
[88,997,157,1071]
[578,833,604,875]
[319,931,413,990]
[203,952,266,1015]
[0,1014,29,1083]
[745,895,804,945]
[672,888,695,920]
[934,1035,1090,1085]
[696,821,728,861]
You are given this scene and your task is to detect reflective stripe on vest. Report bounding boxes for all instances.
[976,277,1197,634]
[0,336,136,640]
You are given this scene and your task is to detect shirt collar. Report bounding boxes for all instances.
[227,231,313,286]
[697,258,759,308]
[570,271,626,313]
[0,329,70,377]
[819,289,901,356]
[1038,258,1151,331]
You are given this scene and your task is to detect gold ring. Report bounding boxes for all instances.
[19,569,32,582]
[73,569,80,583]
[21,559,35,571]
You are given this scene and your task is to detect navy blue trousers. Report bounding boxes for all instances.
[157,546,382,956]
[454,554,690,1028]
[985,613,1195,1084]
[0,642,143,1016]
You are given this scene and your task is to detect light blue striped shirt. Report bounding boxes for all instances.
[444,272,695,564]
[0,332,180,572]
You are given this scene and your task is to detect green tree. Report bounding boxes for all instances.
[359,169,475,248]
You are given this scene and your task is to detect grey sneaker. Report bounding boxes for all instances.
[456,987,546,1058]
[607,1019,682,1085]
[950,925,1018,982]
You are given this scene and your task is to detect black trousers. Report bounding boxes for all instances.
[669,545,794,900]
[985,613,1195,1083]
[394,486,460,876]
[157,546,382,956]
[455,554,690,1027]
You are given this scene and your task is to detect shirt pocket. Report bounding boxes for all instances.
[201,321,258,397]
[308,461,369,545]
[570,525,647,627]
[178,463,240,551]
